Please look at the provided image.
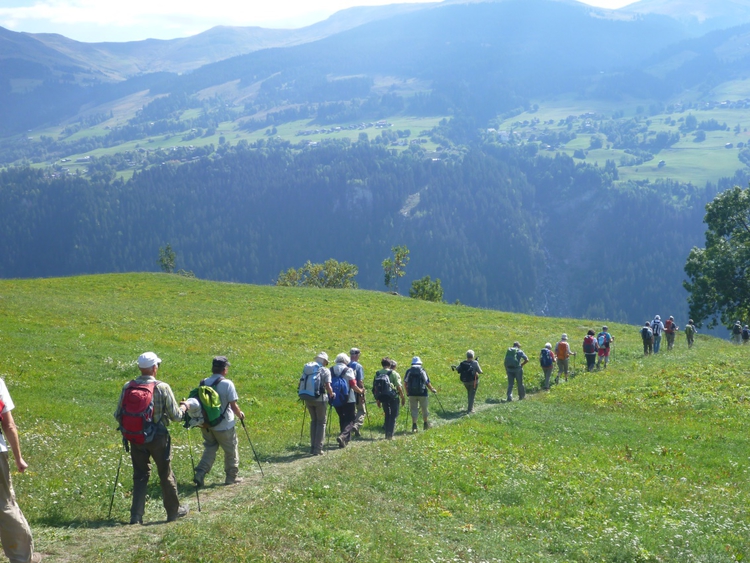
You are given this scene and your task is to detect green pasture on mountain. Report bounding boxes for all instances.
[0,274,747,561]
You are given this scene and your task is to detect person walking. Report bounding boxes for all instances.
[651,315,666,353]
[539,343,556,389]
[331,353,364,448]
[373,358,404,440]
[640,322,654,355]
[685,319,697,348]
[115,352,189,525]
[299,352,334,456]
[664,316,679,351]
[731,320,743,344]
[348,348,366,438]
[504,341,529,401]
[193,356,245,487]
[0,376,42,563]
[456,350,482,413]
[596,326,614,369]
[403,357,437,432]
[582,330,598,372]
[743,325,750,345]
[554,334,574,383]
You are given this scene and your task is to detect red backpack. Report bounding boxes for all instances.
[583,335,597,354]
[119,381,158,444]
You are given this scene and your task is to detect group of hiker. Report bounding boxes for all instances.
[113,353,244,526]
[730,320,750,345]
[298,349,439,456]
[638,315,698,354]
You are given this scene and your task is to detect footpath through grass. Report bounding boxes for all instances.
[0,274,747,562]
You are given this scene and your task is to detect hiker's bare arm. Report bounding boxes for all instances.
[1,411,27,473]
[229,400,244,421]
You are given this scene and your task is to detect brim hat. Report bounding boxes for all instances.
[411,356,422,365]
[561,334,568,341]
[315,351,329,364]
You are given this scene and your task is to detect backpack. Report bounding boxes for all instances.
[539,348,554,368]
[405,367,427,396]
[641,326,653,341]
[733,324,742,335]
[372,369,397,401]
[652,321,662,336]
[329,369,350,408]
[597,333,609,348]
[119,380,158,444]
[504,347,521,369]
[298,362,323,399]
[685,324,695,337]
[456,361,476,383]
[743,328,750,341]
[187,376,228,428]
[555,341,570,360]
[664,319,674,333]
[583,335,597,354]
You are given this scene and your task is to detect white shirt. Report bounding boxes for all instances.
[0,379,15,453]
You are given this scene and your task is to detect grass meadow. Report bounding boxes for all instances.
[0,273,748,562]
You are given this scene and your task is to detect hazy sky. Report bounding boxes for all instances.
[0,0,637,43]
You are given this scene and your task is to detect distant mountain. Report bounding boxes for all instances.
[622,0,750,34]
[3,3,435,80]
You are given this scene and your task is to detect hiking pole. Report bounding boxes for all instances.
[186,427,201,512]
[364,404,374,440]
[326,403,333,450]
[432,390,446,417]
[240,418,264,477]
[107,438,126,519]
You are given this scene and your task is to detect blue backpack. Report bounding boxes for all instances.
[539,348,554,368]
[329,370,349,408]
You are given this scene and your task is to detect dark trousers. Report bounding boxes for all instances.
[129,432,180,521]
[463,379,479,412]
[585,353,597,371]
[334,402,357,445]
[381,396,400,438]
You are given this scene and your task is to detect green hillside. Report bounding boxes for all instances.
[0,274,747,561]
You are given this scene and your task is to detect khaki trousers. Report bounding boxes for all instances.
[196,426,239,481]
[130,433,181,521]
[0,453,34,563]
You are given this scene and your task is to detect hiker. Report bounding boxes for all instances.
[298,352,334,456]
[582,330,598,371]
[664,316,679,350]
[0,377,42,563]
[348,348,366,438]
[373,357,404,440]
[539,343,556,389]
[193,356,245,487]
[596,326,613,369]
[731,320,743,344]
[114,352,189,525]
[331,353,364,448]
[554,334,575,383]
[404,356,437,432]
[504,341,529,401]
[685,319,697,348]
[456,350,482,413]
[640,322,654,355]
[743,325,750,345]
[651,315,665,353]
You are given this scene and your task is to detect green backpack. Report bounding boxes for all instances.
[187,377,228,428]
[504,347,521,369]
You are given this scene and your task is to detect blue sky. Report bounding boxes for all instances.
[0,0,636,43]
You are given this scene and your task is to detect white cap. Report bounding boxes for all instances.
[137,352,161,368]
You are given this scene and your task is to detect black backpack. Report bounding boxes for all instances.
[372,370,397,401]
[743,328,750,341]
[405,367,427,396]
[641,327,653,341]
[456,360,476,383]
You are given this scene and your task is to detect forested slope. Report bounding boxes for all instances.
[0,140,726,323]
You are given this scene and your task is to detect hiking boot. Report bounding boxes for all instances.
[554,376,559,384]
[353,428,361,438]
[167,505,189,522]
[193,471,205,488]
[412,423,418,433]
[423,421,430,430]
[336,435,346,448]
[129,516,143,525]
[225,476,244,485]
